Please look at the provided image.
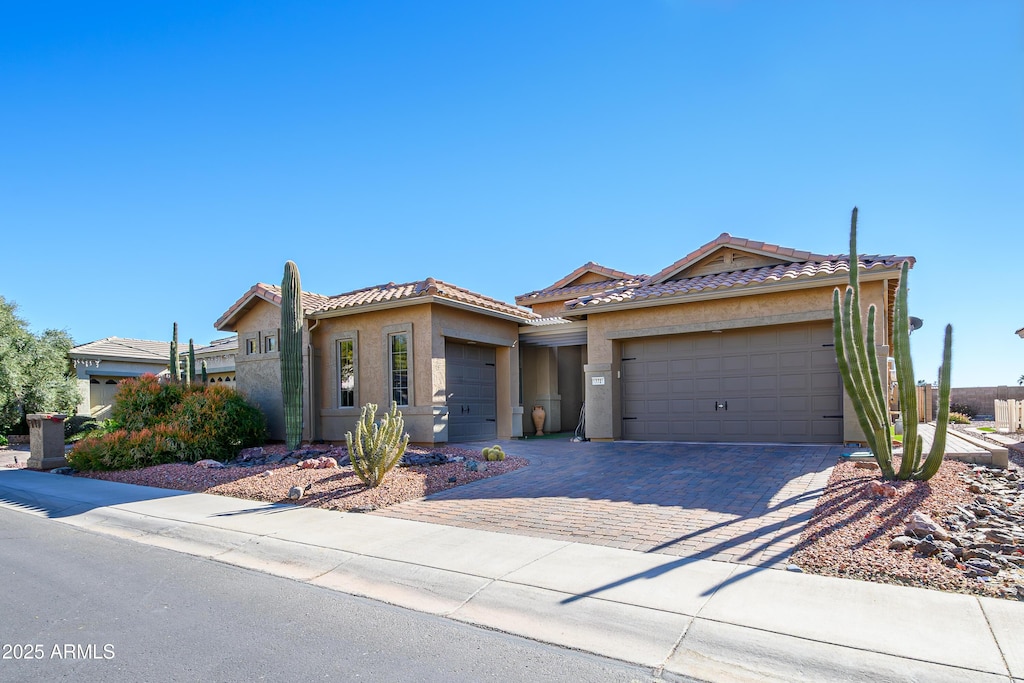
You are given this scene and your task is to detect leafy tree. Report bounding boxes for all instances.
[0,296,79,434]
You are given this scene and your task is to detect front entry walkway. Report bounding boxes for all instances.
[375,438,843,567]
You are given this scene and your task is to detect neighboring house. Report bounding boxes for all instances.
[217,234,912,445]
[193,336,238,384]
[69,338,172,418]
[69,336,239,418]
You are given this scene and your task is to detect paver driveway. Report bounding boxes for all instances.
[375,437,844,567]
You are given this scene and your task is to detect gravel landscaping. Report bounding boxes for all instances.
[75,443,528,513]
[790,452,1024,601]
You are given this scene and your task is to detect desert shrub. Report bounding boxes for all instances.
[112,374,185,431]
[0,434,7,447]
[948,412,971,425]
[948,402,976,419]
[68,381,265,471]
[345,402,409,488]
[171,386,266,461]
[65,415,102,440]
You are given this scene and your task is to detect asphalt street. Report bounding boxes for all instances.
[0,507,660,683]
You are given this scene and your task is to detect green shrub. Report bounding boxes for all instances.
[345,402,409,488]
[948,412,971,424]
[112,374,184,431]
[65,415,102,441]
[68,381,266,471]
[948,402,976,419]
[0,434,7,447]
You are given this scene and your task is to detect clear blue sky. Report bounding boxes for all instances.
[2,1,1021,387]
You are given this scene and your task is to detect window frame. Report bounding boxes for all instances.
[382,323,413,407]
[336,332,358,409]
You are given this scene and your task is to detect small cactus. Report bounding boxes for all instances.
[345,402,410,488]
[201,360,208,384]
[188,338,196,383]
[482,445,506,462]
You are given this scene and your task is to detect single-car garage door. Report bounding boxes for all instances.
[446,341,497,442]
[621,322,842,443]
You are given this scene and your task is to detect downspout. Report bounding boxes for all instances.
[307,318,320,442]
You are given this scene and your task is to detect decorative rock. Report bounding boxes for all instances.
[854,461,880,470]
[465,460,488,472]
[915,539,940,556]
[297,458,319,469]
[316,456,338,469]
[964,558,999,576]
[866,480,897,498]
[195,459,224,469]
[349,506,375,513]
[288,484,308,500]
[905,511,950,541]
[889,536,917,550]
[938,551,959,567]
[260,470,273,478]
[447,476,457,483]
[50,466,74,476]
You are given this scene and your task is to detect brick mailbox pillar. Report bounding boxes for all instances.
[26,413,68,470]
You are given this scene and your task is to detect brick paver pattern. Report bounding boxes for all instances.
[375,438,843,567]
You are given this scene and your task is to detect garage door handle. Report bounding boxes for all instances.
[622,416,637,420]
[715,401,727,411]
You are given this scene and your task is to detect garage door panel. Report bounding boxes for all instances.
[446,342,496,442]
[620,322,842,443]
[696,378,720,393]
[722,376,748,393]
[722,355,748,372]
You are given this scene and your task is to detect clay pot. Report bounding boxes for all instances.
[532,405,545,436]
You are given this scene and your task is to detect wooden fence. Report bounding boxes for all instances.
[995,399,1024,433]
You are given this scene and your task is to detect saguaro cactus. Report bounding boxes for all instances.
[188,339,196,384]
[280,260,304,450]
[833,208,953,481]
[170,322,180,382]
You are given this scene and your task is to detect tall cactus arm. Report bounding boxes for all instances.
[281,260,304,451]
[893,261,921,478]
[914,324,953,480]
[834,289,894,478]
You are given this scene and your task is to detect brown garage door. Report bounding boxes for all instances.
[446,341,497,442]
[621,322,842,443]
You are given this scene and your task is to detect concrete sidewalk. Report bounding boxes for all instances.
[1,469,1021,682]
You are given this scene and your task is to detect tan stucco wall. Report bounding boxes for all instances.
[582,280,890,442]
[313,303,521,444]
[232,299,288,440]
[529,301,570,318]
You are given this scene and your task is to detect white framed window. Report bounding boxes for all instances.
[383,323,413,407]
[337,333,358,408]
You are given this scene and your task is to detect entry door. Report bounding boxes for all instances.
[446,342,497,442]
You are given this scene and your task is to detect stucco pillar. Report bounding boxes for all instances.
[496,346,522,439]
[584,363,614,441]
[27,414,67,470]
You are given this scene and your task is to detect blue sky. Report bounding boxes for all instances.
[2,1,1021,387]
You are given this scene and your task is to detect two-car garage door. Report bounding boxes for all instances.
[621,322,842,443]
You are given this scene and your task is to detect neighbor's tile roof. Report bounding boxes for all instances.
[565,255,913,310]
[194,336,238,354]
[516,261,646,305]
[69,337,171,361]
[217,278,536,329]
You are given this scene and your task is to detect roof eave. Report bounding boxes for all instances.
[310,295,536,324]
[569,267,903,315]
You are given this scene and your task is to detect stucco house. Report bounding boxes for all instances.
[70,338,173,418]
[216,234,911,446]
[69,336,238,418]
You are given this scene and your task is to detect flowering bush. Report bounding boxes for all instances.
[69,377,265,471]
[948,412,971,425]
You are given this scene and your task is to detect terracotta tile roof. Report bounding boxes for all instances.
[1017,327,1024,338]
[566,255,912,310]
[648,233,834,284]
[69,337,171,361]
[516,262,646,305]
[217,278,536,330]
